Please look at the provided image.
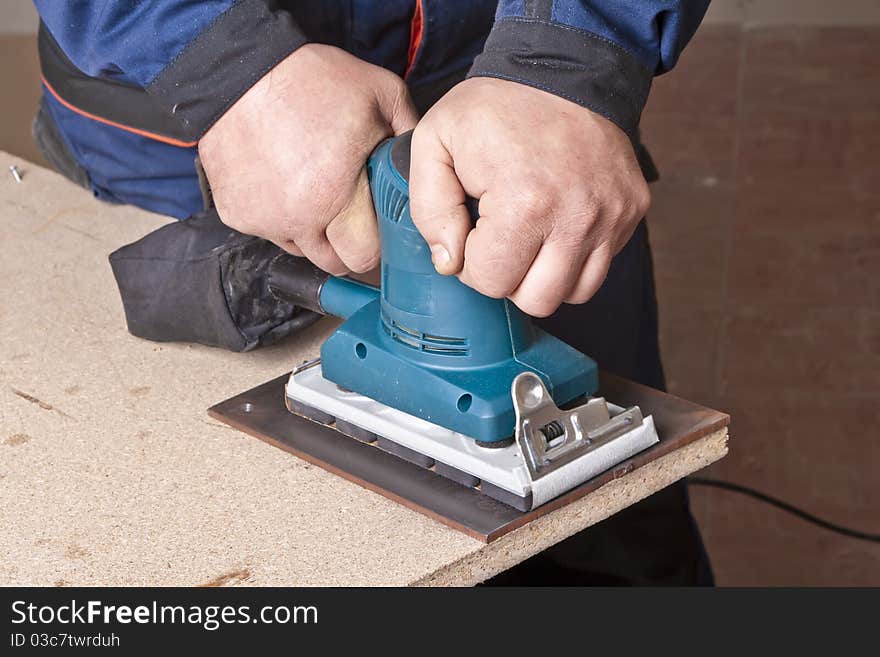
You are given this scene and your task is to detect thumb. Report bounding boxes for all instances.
[375,74,419,135]
[325,169,381,273]
[409,127,471,275]
[390,93,419,135]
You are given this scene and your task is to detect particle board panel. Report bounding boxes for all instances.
[0,152,729,585]
[209,373,729,543]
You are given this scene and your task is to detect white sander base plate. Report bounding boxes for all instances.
[285,364,659,510]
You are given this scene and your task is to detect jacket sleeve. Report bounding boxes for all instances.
[33,0,308,141]
[467,1,711,136]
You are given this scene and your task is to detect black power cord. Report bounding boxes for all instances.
[688,477,880,544]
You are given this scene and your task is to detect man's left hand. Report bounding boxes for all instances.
[410,77,650,317]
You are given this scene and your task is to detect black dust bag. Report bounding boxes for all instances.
[108,208,319,351]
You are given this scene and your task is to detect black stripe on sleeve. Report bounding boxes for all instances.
[467,17,653,136]
[147,0,309,140]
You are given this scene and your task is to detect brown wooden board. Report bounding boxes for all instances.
[208,372,729,542]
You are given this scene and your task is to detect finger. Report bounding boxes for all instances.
[457,214,543,298]
[325,169,381,273]
[274,238,305,258]
[349,266,381,287]
[390,93,419,135]
[295,229,349,276]
[611,214,642,256]
[564,242,613,305]
[508,243,587,317]
[409,128,472,275]
[377,77,419,135]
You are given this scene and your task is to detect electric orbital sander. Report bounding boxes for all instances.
[269,132,658,511]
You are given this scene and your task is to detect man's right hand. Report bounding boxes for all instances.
[198,44,418,275]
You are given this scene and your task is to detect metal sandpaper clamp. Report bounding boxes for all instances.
[511,372,658,508]
[285,361,658,511]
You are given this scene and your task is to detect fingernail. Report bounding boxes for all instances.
[430,244,450,267]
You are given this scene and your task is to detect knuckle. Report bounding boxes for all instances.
[346,249,381,274]
[278,239,304,256]
[376,64,403,88]
[388,73,408,97]
[325,218,381,275]
[327,265,350,277]
[464,266,518,299]
[410,116,435,146]
[635,183,652,217]
[492,214,545,254]
[316,256,349,277]
[296,226,330,252]
[292,222,324,247]
[604,191,632,221]
[515,295,559,318]
[490,220,529,248]
[610,180,650,221]
[582,192,604,220]
[379,71,410,110]
[509,186,552,219]
[551,211,592,245]
[216,209,255,236]
[475,277,517,299]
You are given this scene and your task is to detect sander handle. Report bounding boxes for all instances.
[267,254,329,315]
[265,133,408,319]
[268,255,379,319]
[267,131,474,321]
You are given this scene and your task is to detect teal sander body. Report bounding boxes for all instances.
[318,134,596,444]
[272,132,658,510]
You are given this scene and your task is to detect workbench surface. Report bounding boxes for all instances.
[0,153,728,586]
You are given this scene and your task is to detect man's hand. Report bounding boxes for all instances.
[410,78,650,317]
[199,44,418,275]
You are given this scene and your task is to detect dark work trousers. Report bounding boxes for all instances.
[486,222,714,586]
[34,93,713,586]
